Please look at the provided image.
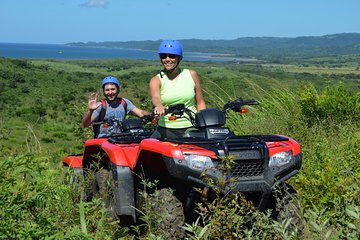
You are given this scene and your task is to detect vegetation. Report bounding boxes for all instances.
[67,33,360,60]
[0,55,359,239]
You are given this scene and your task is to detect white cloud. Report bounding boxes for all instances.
[80,0,109,8]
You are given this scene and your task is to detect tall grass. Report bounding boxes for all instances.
[0,153,123,239]
[225,82,360,239]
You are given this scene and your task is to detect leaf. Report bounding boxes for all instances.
[309,221,321,232]
[78,197,88,234]
[325,229,333,239]
[198,224,209,238]
[346,222,357,230]
[346,208,359,220]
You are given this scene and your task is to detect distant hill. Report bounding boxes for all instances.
[66,33,360,59]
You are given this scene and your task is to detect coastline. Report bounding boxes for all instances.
[0,42,256,62]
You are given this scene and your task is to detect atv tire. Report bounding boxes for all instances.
[67,168,84,192]
[275,184,304,235]
[137,188,185,239]
[83,170,98,201]
[95,169,117,221]
[95,169,112,204]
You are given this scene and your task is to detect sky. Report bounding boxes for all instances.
[1,0,360,44]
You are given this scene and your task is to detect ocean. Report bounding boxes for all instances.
[0,43,242,62]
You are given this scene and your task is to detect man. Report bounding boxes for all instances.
[82,76,150,137]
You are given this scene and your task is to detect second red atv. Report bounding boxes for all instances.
[63,98,302,236]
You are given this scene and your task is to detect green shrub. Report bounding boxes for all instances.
[0,153,119,239]
[299,82,360,125]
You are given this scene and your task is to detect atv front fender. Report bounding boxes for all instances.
[111,163,136,222]
[63,155,83,168]
[102,141,140,168]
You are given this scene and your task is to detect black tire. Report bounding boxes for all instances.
[95,169,117,220]
[83,170,98,201]
[66,167,84,191]
[274,184,304,235]
[65,167,85,203]
[68,168,83,185]
[136,188,185,238]
[95,169,112,202]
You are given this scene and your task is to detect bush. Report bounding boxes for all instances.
[299,82,360,125]
[0,153,118,239]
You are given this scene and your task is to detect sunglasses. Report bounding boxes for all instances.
[159,53,177,59]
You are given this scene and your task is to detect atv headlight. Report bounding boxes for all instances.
[269,150,294,168]
[184,154,214,171]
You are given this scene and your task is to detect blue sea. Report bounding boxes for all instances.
[0,43,243,62]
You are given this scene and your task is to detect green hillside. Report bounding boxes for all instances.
[67,33,360,59]
[2,56,358,154]
[0,57,359,239]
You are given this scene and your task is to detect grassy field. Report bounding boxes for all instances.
[262,63,360,74]
[0,57,359,239]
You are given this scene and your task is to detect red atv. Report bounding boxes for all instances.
[63,98,302,235]
[63,116,153,222]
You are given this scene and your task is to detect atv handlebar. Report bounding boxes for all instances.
[92,116,122,126]
[93,113,157,127]
[167,104,187,116]
[139,106,190,125]
[223,98,258,112]
[92,114,157,136]
[140,114,159,124]
[144,104,189,120]
[164,98,258,116]
[91,98,258,130]
[160,98,258,127]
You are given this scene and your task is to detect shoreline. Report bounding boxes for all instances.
[0,42,258,62]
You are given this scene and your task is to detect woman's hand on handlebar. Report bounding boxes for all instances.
[154,105,166,116]
[140,113,159,125]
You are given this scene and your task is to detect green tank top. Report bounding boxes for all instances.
[157,69,197,128]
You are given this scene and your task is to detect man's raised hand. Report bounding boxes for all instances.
[88,92,101,110]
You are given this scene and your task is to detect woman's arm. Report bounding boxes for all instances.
[190,70,206,111]
[149,75,166,115]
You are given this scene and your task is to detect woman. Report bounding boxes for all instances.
[150,40,206,138]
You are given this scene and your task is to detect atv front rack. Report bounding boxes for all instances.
[108,131,153,144]
[163,134,288,145]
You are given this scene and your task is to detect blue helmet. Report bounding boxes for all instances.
[158,40,183,60]
[102,76,120,88]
